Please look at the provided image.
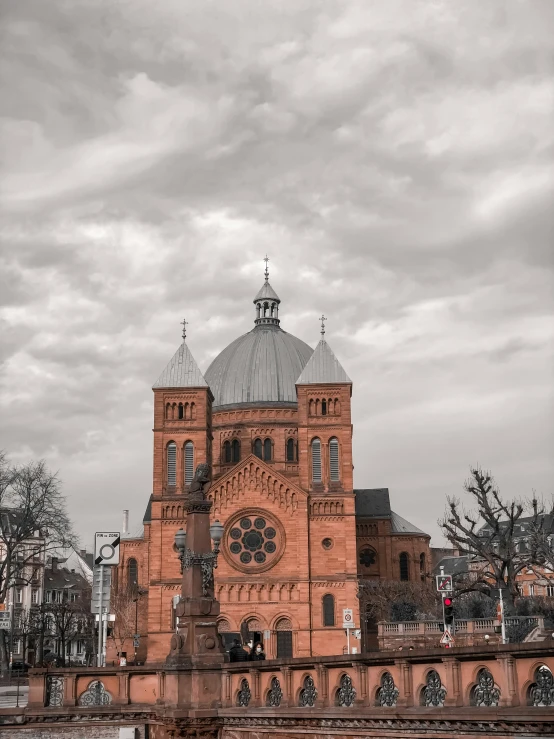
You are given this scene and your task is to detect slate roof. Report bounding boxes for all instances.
[390,511,428,536]
[296,339,351,384]
[204,325,313,408]
[432,555,469,577]
[143,495,152,524]
[354,489,392,518]
[254,280,281,303]
[153,341,208,389]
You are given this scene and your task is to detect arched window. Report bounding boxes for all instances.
[232,439,240,463]
[311,438,321,482]
[322,594,335,627]
[165,403,171,419]
[419,553,426,581]
[286,438,296,462]
[254,438,263,459]
[329,437,339,481]
[321,399,327,416]
[263,438,272,461]
[178,403,184,420]
[167,442,177,486]
[224,440,232,463]
[127,558,138,589]
[184,441,194,486]
[399,552,409,581]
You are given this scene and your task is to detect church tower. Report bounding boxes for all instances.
[296,319,359,654]
[146,323,214,660]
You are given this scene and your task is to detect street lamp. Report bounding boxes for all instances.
[174,521,224,596]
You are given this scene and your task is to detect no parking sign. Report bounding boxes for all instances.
[94,532,121,566]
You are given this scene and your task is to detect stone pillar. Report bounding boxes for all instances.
[317,665,329,707]
[250,668,261,707]
[442,656,463,707]
[395,659,413,707]
[497,653,519,707]
[63,673,77,707]
[281,666,293,707]
[355,663,369,706]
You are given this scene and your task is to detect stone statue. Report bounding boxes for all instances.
[188,463,211,500]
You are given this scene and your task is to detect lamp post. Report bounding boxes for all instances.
[174,520,224,595]
[132,588,147,665]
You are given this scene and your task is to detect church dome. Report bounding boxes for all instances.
[205,269,313,409]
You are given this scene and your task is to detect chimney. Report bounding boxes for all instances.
[123,510,129,536]
[51,557,58,572]
[80,549,86,557]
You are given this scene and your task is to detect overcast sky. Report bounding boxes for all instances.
[1,1,553,550]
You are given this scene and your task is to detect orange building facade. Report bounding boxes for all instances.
[116,270,431,662]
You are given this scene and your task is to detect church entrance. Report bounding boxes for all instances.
[275,617,293,658]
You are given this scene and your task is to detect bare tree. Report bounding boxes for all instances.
[439,467,545,612]
[109,586,138,658]
[357,580,440,623]
[0,452,76,674]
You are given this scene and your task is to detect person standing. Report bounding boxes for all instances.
[249,642,266,661]
[229,639,248,663]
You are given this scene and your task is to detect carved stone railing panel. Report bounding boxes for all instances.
[336,674,356,707]
[266,676,283,707]
[299,675,317,707]
[45,676,64,707]
[422,670,447,707]
[237,677,251,707]
[471,668,501,707]
[378,672,399,707]
[77,680,112,706]
[530,666,554,707]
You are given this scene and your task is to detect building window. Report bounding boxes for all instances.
[322,594,335,626]
[254,438,262,459]
[224,440,232,463]
[529,584,535,597]
[167,442,177,486]
[15,588,22,604]
[184,441,194,486]
[420,553,426,581]
[321,399,327,416]
[232,439,240,463]
[263,438,272,462]
[329,437,339,481]
[70,592,77,602]
[13,639,21,655]
[547,584,554,597]
[128,558,138,589]
[286,438,296,462]
[399,552,409,581]
[311,438,321,482]
[178,403,184,419]
[31,589,38,604]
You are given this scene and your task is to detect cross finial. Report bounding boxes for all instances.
[181,318,189,341]
[263,254,270,281]
[319,314,327,337]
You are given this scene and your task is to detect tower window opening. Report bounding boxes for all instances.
[263,438,272,461]
[329,437,339,481]
[322,593,335,627]
[311,438,322,483]
[286,438,296,462]
[184,441,194,486]
[167,442,177,487]
[224,440,232,464]
[178,403,184,420]
[254,438,263,459]
[419,553,426,581]
[399,552,409,581]
[321,399,327,416]
[232,439,240,463]
[128,558,138,591]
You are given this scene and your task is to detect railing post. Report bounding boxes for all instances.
[496,653,519,707]
[63,672,77,707]
[395,659,413,707]
[281,666,292,707]
[355,663,368,706]
[442,657,463,707]
[317,665,329,708]
[249,668,261,707]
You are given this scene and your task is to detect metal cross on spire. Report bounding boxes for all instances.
[319,314,327,337]
[263,254,270,281]
[181,318,189,341]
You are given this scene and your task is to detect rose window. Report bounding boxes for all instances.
[223,510,284,572]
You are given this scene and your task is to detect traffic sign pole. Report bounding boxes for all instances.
[97,564,103,667]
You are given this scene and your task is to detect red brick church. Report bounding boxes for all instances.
[117,265,431,662]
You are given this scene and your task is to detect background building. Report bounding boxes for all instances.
[117,270,431,661]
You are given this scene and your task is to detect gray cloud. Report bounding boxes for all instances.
[1,0,553,545]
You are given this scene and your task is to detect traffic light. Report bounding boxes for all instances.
[444,596,454,626]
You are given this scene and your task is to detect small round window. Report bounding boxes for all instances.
[322,538,333,550]
[223,510,285,573]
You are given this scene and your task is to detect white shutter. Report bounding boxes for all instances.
[329,438,339,481]
[312,439,322,482]
[184,442,194,485]
[167,443,177,486]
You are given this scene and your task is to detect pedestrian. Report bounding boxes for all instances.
[229,639,248,663]
[249,642,266,661]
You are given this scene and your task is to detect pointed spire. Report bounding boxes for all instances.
[153,321,208,389]
[296,330,351,385]
[264,254,270,282]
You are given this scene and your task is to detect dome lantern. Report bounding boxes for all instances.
[253,255,281,327]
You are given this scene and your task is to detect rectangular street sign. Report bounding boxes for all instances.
[91,566,112,614]
[0,613,11,630]
[133,638,140,648]
[94,532,121,566]
[436,575,453,592]
[342,608,354,629]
